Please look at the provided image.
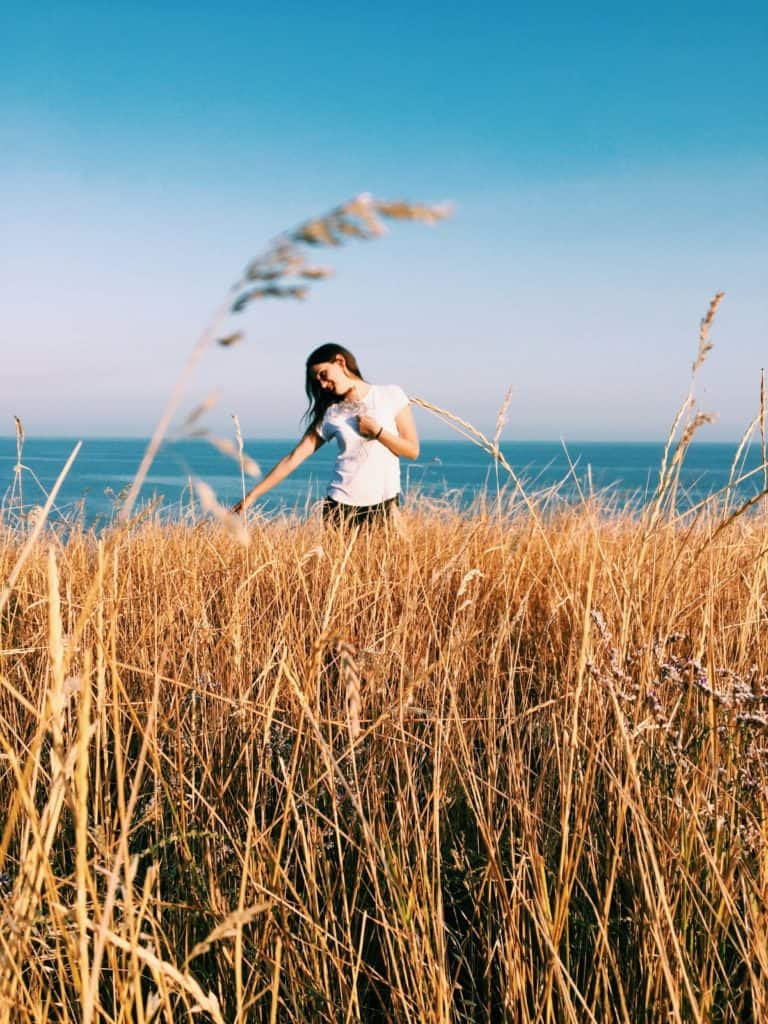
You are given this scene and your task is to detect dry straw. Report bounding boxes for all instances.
[11,417,24,512]
[337,640,362,742]
[647,292,724,530]
[4,387,768,1020]
[193,479,251,546]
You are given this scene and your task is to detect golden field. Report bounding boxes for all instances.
[1,491,767,1022]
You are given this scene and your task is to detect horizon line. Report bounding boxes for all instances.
[0,434,759,447]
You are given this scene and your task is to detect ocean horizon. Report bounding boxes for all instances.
[1,436,765,527]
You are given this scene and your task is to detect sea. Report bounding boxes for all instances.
[1,437,765,529]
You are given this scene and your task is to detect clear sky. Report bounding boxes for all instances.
[2,0,766,441]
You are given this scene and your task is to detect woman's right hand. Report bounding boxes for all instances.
[230,429,322,516]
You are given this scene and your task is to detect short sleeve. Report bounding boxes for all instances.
[315,414,330,442]
[388,385,409,416]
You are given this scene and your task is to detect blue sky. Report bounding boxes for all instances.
[3,0,766,440]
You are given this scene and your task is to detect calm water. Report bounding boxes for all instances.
[0,437,765,527]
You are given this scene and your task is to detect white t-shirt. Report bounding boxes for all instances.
[315,384,409,506]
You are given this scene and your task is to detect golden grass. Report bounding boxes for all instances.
[2,217,764,1020]
[1,493,768,1022]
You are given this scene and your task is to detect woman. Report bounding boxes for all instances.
[233,343,419,525]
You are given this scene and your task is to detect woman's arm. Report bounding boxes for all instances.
[357,405,419,460]
[233,429,324,513]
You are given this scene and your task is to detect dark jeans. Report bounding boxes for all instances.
[322,494,400,528]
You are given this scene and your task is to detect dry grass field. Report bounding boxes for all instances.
[2,219,766,1020]
[1,487,767,1021]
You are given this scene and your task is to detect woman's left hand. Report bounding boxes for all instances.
[357,414,381,439]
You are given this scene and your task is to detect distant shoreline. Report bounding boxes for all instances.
[0,435,758,446]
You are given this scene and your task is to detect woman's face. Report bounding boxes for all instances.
[310,357,352,396]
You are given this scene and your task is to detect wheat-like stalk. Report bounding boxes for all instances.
[232,413,247,508]
[10,417,24,515]
[194,479,251,546]
[723,407,765,517]
[493,385,513,452]
[647,292,725,530]
[178,390,221,433]
[0,550,70,1010]
[231,194,451,312]
[692,291,725,375]
[207,435,261,479]
[337,639,361,742]
[0,442,81,618]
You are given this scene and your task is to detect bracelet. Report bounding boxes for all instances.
[375,426,384,440]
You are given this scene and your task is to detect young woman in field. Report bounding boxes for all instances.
[233,343,419,526]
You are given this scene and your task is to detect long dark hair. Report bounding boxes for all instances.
[304,343,365,432]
